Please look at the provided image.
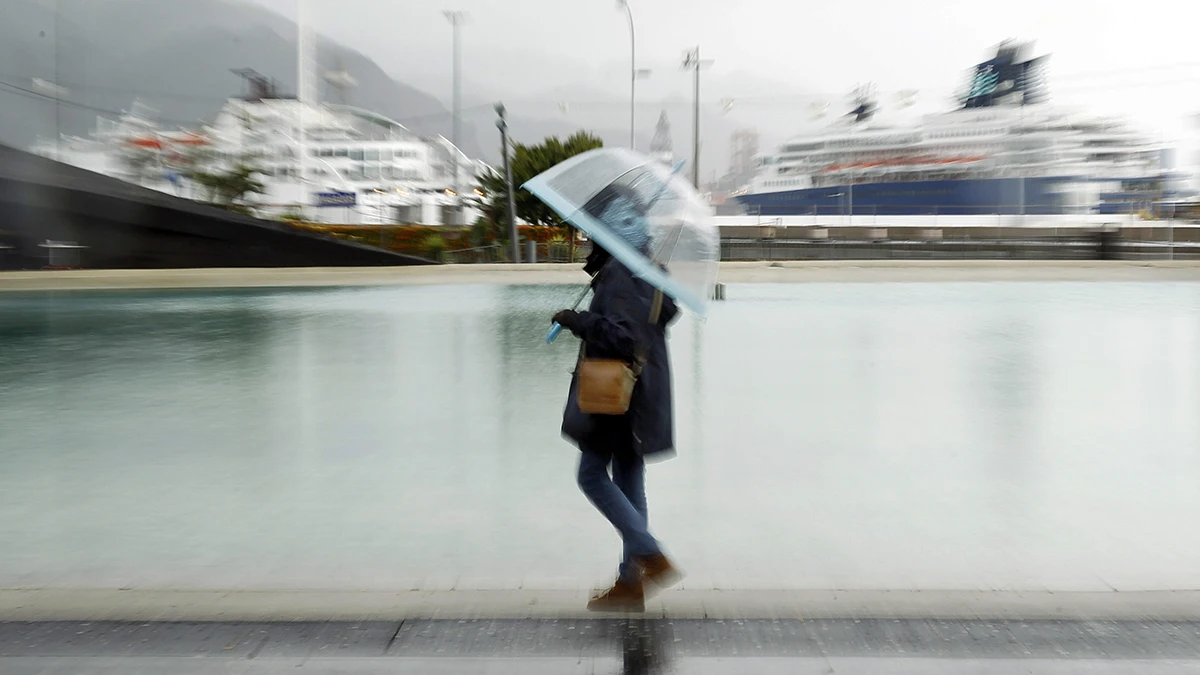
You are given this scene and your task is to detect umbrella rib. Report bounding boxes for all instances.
[651,222,685,265]
[562,164,648,225]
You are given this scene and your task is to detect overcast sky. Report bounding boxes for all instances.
[247,0,1200,142]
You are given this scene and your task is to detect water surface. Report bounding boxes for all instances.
[2,282,1199,591]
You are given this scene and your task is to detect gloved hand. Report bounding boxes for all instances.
[552,310,583,334]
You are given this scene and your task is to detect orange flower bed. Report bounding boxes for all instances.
[518,225,565,244]
[287,223,475,254]
[286,222,570,258]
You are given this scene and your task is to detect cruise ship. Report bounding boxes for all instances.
[30,70,486,225]
[735,41,1184,217]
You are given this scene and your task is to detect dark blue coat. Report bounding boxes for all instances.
[561,260,679,458]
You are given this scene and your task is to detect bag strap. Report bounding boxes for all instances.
[630,289,664,375]
[648,288,664,325]
[580,287,664,373]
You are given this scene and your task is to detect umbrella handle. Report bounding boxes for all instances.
[546,322,564,343]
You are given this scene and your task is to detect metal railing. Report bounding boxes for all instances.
[532,242,581,263]
[436,233,1200,265]
[439,244,507,264]
[721,233,1200,262]
[438,242,584,264]
[732,201,1185,220]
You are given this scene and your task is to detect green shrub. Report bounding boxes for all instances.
[423,233,446,261]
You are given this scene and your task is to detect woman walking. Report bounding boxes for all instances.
[552,185,682,612]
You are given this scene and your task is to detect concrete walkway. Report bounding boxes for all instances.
[5,657,1196,675]
[3,618,1200,674]
[5,589,1200,622]
[3,260,1200,292]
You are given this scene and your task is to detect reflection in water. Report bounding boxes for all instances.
[2,282,1200,593]
[618,619,673,675]
[966,315,1039,582]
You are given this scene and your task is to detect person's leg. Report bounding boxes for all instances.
[610,435,680,593]
[576,446,661,564]
[612,449,648,584]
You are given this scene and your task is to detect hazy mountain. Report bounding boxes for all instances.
[0,0,489,157]
[0,0,816,177]
[0,0,142,150]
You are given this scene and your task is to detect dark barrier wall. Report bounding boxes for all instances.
[0,145,429,269]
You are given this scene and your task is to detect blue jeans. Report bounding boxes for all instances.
[577,438,662,584]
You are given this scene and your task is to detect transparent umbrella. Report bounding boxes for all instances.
[523,148,719,342]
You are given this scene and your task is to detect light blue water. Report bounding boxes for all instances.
[2,282,1199,591]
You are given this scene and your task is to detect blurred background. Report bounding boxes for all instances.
[4,0,1200,236]
[6,0,1200,172]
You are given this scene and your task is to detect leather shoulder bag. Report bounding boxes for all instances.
[575,288,664,415]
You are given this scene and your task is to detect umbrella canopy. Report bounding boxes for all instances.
[523,147,719,316]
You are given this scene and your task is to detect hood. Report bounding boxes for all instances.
[582,184,650,251]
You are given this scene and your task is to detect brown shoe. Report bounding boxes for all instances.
[586,578,645,612]
[636,554,682,593]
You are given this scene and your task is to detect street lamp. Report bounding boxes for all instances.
[296,0,316,184]
[443,10,468,225]
[617,0,636,150]
[495,103,520,264]
[682,47,713,188]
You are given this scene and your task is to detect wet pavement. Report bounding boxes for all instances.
[3,619,1200,673]
[6,658,1200,674]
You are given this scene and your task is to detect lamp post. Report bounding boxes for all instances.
[443,10,467,225]
[682,47,713,188]
[617,0,636,149]
[495,103,520,264]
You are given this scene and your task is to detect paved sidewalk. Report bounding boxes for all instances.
[6,589,1200,622]
[3,618,1200,674]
